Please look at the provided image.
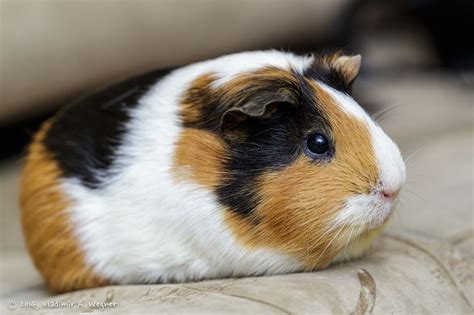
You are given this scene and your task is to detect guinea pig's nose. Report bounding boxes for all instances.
[380,188,400,201]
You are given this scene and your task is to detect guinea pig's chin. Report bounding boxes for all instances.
[329,194,397,264]
[332,226,385,264]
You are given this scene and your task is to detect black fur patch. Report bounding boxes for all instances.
[44,68,175,189]
[304,62,353,94]
[182,70,334,218]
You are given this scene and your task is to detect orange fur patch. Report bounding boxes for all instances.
[180,73,217,126]
[172,128,227,188]
[20,121,109,293]
[219,67,299,102]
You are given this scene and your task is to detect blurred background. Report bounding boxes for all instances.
[1,0,473,158]
[1,0,473,301]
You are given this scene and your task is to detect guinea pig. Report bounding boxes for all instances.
[20,50,406,293]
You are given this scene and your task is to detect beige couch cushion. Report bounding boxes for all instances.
[10,233,470,314]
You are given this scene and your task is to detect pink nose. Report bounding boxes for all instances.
[381,188,400,200]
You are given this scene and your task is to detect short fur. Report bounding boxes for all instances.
[20,50,405,292]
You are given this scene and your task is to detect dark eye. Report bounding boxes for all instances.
[304,133,331,158]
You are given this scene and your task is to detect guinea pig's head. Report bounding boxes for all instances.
[175,52,406,270]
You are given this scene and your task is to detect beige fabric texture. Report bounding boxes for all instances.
[1,74,472,314]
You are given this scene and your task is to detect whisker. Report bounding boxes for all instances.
[400,189,426,202]
[341,224,356,262]
[316,223,346,263]
[403,145,428,164]
[372,104,401,123]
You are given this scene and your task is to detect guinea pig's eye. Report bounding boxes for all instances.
[304,133,331,159]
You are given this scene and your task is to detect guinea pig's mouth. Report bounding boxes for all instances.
[335,191,399,232]
[366,192,400,230]
[333,196,400,263]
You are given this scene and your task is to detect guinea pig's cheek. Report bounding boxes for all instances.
[240,158,350,266]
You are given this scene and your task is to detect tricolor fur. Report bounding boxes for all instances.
[20,50,406,292]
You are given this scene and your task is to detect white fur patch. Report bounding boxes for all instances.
[61,51,307,283]
[334,194,393,230]
[318,83,406,229]
[206,50,313,87]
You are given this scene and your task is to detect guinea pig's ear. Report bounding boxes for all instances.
[220,91,297,142]
[333,54,362,86]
